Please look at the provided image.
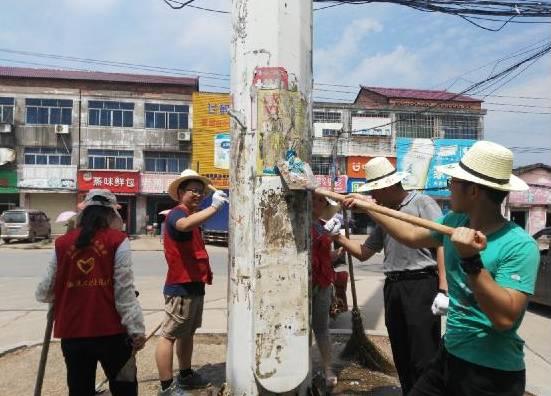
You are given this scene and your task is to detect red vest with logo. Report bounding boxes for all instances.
[163,205,212,285]
[53,228,127,338]
[311,222,336,288]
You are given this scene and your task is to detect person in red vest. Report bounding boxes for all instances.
[311,194,343,388]
[155,169,228,396]
[35,189,145,396]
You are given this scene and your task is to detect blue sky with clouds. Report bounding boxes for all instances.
[1,0,549,165]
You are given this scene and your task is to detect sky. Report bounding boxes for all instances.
[1,0,550,166]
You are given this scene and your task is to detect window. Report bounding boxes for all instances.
[26,98,72,125]
[88,149,133,170]
[311,156,333,175]
[313,110,342,123]
[24,147,72,165]
[88,101,134,127]
[441,115,480,139]
[0,97,14,123]
[144,151,188,173]
[322,129,339,137]
[145,103,189,129]
[395,113,436,139]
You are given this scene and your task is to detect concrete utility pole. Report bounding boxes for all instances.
[227,0,313,394]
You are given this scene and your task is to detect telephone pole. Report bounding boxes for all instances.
[227,0,313,394]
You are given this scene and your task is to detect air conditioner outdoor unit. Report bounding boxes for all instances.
[177,131,191,141]
[0,123,12,133]
[54,124,69,134]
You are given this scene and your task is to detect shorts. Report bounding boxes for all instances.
[160,295,204,339]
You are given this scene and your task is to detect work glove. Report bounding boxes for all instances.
[323,215,342,237]
[211,190,229,210]
[431,292,449,316]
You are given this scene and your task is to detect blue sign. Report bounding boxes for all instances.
[347,178,365,193]
[396,138,476,197]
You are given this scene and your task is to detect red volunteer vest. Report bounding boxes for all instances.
[53,228,127,338]
[311,222,336,288]
[163,205,212,285]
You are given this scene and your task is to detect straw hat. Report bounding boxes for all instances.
[168,169,212,201]
[319,198,341,221]
[436,140,528,191]
[357,157,409,192]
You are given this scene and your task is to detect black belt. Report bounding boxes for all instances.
[385,267,437,282]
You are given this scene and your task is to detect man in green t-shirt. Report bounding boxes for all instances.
[343,141,540,396]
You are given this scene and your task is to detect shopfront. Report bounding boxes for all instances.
[18,165,77,235]
[140,173,180,233]
[0,167,18,213]
[78,170,140,234]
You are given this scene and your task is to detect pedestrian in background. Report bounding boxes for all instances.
[344,141,539,396]
[311,194,343,388]
[155,169,228,396]
[35,189,145,396]
[329,157,447,395]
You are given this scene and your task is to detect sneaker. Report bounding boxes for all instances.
[158,382,187,396]
[177,369,211,389]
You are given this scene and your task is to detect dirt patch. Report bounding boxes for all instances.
[0,333,399,395]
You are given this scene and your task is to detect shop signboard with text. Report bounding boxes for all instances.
[346,156,396,179]
[78,170,139,193]
[314,175,348,193]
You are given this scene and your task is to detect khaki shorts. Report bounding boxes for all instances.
[161,295,204,339]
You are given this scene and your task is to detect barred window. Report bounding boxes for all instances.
[88,149,133,170]
[24,147,71,165]
[144,151,188,173]
[395,113,436,139]
[313,110,342,123]
[26,98,73,125]
[145,103,189,129]
[88,101,134,127]
[0,97,14,123]
[441,115,480,139]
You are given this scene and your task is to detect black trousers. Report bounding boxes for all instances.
[384,274,441,395]
[61,333,137,396]
[409,346,525,396]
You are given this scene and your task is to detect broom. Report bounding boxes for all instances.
[338,209,394,374]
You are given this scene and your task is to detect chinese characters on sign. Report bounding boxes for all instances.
[314,175,348,193]
[78,170,140,193]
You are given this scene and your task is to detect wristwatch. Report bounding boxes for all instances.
[460,254,483,275]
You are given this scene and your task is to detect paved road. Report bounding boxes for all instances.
[1,247,549,394]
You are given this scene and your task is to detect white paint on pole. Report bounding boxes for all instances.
[228,0,313,394]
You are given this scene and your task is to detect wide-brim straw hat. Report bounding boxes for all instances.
[168,169,212,201]
[319,198,341,221]
[358,157,409,192]
[436,140,528,192]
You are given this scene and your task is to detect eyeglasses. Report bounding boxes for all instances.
[184,188,205,196]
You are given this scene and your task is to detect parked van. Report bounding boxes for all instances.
[0,209,51,243]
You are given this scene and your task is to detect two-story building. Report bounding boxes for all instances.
[0,66,197,234]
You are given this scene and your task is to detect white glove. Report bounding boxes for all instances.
[323,215,342,236]
[431,292,449,316]
[211,190,229,210]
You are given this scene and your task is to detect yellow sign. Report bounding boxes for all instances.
[192,92,231,175]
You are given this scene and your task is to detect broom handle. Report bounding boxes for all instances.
[314,188,454,237]
[342,209,359,310]
[34,305,54,396]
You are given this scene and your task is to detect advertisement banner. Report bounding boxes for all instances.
[396,138,476,196]
[140,173,179,194]
[347,178,365,193]
[18,165,77,190]
[78,170,140,193]
[0,168,18,193]
[192,93,231,175]
[314,175,348,193]
[351,117,392,136]
[346,156,396,179]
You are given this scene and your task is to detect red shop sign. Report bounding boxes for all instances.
[78,170,140,193]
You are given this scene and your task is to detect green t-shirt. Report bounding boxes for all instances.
[431,212,540,371]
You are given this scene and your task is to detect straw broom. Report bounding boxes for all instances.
[339,209,395,374]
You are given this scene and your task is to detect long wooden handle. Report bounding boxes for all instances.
[314,188,454,236]
[34,306,54,396]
